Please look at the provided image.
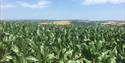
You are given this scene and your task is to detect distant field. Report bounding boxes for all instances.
[101,21,125,27]
[39,21,71,25]
[0,21,125,63]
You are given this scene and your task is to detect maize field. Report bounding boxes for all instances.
[0,21,125,63]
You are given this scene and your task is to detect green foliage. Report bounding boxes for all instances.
[0,22,125,63]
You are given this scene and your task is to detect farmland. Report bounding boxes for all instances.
[0,21,125,63]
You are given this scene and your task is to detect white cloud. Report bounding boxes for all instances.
[17,0,51,8]
[0,0,50,9]
[0,4,15,9]
[83,0,125,5]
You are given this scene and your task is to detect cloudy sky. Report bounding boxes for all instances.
[0,0,125,20]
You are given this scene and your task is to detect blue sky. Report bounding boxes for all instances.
[0,0,125,20]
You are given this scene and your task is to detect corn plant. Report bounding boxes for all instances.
[0,21,125,63]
